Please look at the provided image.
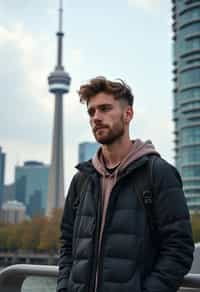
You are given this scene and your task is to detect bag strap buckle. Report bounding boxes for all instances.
[143,190,153,205]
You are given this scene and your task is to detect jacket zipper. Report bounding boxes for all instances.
[96,185,120,292]
[97,158,149,292]
[88,177,102,292]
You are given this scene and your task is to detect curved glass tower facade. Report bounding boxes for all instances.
[172,0,200,212]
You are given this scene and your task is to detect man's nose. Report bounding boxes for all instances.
[92,109,102,121]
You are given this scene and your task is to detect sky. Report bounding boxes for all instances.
[0,0,173,193]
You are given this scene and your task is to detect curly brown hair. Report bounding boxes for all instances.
[78,76,134,106]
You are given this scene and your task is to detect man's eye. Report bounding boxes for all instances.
[88,109,95,117]
[101,105,111,112]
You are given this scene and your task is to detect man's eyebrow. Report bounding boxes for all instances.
[87,105,94,111]
[99,103,112,106]
[87,103,113,111]
[88,103,110,109]
[96,103,113,108]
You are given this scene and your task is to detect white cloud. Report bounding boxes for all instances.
[47,8,57,17]
[71,48,84,66]
[128,0,160,10]
[0,24,52,182]
[0,22,89,186]
[0,23,54,113]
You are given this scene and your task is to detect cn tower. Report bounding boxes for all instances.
[47,0,71,216]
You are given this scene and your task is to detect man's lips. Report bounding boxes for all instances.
[93,126,108,132]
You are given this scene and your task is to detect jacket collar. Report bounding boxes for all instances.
[76,154,157,178]
[76,160,96,174]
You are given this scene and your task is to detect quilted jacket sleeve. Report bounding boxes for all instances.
[56,173,79,292]
[142,158,194,292]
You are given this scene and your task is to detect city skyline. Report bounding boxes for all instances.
[0,1,172,192]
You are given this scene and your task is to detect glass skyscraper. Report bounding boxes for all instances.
[172,0,200,212]
[15,161,50,217]
[78,142,100,163]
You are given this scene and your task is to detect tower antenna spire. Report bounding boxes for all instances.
[57,0,64,69]
[47,0,71,216]
[59,0,63,33]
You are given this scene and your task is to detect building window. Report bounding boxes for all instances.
[184,180,200,186]
[180,67,200,86]
[181,126,200,144]
[180,88,200,103]
[180,23,200,38]
[182,165,200,177]
[182,146,200,163]
[180,7,200,23]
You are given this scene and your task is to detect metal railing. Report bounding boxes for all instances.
[0,264,58,292]
[0,264,200,292]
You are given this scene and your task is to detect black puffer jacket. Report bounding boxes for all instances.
[57,155,194,292]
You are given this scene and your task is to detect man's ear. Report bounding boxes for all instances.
[125,106,133,123]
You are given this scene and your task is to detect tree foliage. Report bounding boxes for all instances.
[0,208,63,252]
[191,213,200,243]
[0,209,199,251]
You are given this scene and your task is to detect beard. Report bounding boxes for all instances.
[93,116,125,145]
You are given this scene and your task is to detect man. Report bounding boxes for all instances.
[57,77,194,292]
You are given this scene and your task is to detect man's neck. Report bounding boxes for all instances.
[102,139,133,169]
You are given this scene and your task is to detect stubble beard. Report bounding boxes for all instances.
[93,117,125,145]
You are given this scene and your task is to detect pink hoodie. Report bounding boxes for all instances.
[92,139,159,292]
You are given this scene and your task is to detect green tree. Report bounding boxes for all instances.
[0,210,62,251]
[191,213,200,243]
[39,208,62,252]
[6,224,21,250]
[0,226,10,250]
[21,216,47,251]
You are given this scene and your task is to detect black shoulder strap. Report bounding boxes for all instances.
[73,171,89,212]
[134,155,157,237]
[143,155,156,234]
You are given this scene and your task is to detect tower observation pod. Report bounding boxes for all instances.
[46,0,71,216]
[48,0,71,94]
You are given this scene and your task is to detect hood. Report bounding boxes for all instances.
[92,139,160,176]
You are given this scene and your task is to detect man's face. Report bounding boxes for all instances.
[87,92,132,145]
